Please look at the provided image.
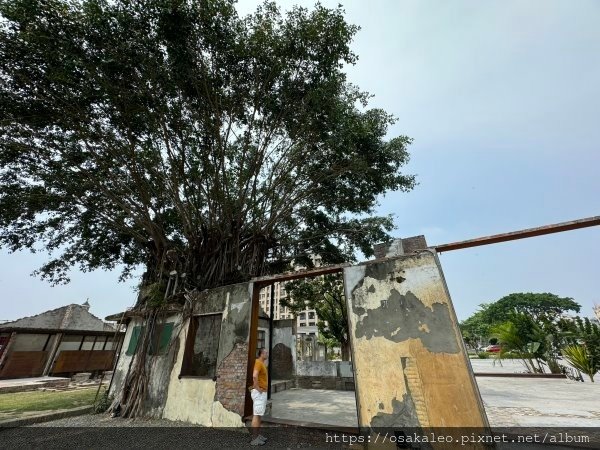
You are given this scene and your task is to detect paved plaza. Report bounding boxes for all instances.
[269,361,600,428]
[269,388,358,427]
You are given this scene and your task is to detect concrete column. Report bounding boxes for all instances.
[42,332,63,376]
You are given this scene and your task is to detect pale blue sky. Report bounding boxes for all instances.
[1,0,599,322]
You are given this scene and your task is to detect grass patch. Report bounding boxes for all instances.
[0,387,102,419]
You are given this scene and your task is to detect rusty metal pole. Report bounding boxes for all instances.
[434,216,600,252]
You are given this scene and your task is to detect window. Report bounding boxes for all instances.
[81,336,95,350]
[257,330,266,354]
[149,322,174,356]
[181,314,222,378]
[103,337,116,351]
[93,336,107,350]
[126,323,174,356]
[309,321,316,326]
[299,313,306,320]
[308,311,315,320]
[300,322,306,327]
[126,326,143,355]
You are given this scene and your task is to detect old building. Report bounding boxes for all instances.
[0,301,124,379]
[106,246,488,432]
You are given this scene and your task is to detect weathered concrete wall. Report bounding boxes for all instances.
[161,282,253,426]
[339,361,353,378]
[110,282,253,426]
[294,361,354,390]
[296,360,337,377]
[144,314,183,418]
[295,360,353,378]
[108,314,182,419]
[109,318,139,400]
[161,316,215,425]
[344,250,488,430]
[271,319,295,380]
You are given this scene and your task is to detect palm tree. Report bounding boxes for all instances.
[561,345,598,382]
[491,320,544,373]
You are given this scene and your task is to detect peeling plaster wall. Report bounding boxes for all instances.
[144,314,182,418]
[162,282,252,426]
[162,316,217,426]
[344,250,488,430]
[111,282,253,426]
[109,318,140,399]
[110,314,183,418]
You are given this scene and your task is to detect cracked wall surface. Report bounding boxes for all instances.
[163,282,252,426]
[113,282,253,426]
[344,250,488,431]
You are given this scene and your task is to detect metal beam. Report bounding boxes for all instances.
[434,216,600,253]
[251,263,348,287]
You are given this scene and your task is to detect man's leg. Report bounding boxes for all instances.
[251,414,261,438]
[250,414,265,445]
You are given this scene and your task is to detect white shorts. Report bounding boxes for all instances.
[251,388,267,416]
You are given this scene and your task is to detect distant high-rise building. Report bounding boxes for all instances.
[258,282,319,336]
[259,255,326,338]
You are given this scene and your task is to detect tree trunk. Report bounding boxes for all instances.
[341,341,351,361]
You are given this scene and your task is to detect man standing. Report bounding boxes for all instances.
[250,348,269,446]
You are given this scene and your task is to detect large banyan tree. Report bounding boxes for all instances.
[1,0,416,418]
[0,0,414,301]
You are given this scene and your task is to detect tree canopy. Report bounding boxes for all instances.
[480,292,580,323]
[460,292,581,346]
[0,0,415,295]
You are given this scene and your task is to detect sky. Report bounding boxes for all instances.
[1,0,599,323]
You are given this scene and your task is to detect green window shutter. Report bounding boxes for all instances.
[148,322,174,356]
[158,322,174,354]
[126,326,141,356]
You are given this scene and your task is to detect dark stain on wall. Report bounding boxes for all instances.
[354,289,459,354]
[370,394,420,428]
[218,284,251,367]
[350,256,459,354]
[271,343,293,379]
[370,357,420,428]
[144,332,181,416]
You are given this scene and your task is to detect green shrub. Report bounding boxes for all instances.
[477,352,489,359]
[93,390,114,414]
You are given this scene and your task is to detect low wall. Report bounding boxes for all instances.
[295,375,355,391]
[294,361,354,391]
[295,360,352,377]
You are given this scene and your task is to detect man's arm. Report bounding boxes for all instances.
[253,368,263,392]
